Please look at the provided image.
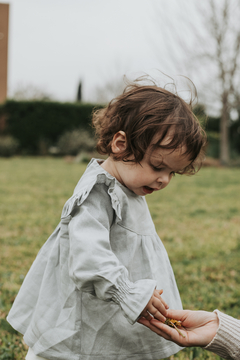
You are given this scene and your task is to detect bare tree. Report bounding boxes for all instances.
[11,83,54,101]
[154,0,240,165]
[93,76,126,104]
[206,0,240,164]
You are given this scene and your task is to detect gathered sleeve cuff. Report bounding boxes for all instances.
[110,278,156,324]
[61,178,157,325]
[204,309,240,360]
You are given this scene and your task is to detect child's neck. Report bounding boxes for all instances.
[100,157,124,186]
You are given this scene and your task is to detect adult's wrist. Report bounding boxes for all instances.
[204,309,240,359]
[204,311,219,345]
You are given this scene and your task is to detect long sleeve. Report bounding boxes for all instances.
[67,183,156,325]
[205,310,240,359]
[7,159,183,360]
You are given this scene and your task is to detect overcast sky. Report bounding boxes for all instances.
[4,0,225,106]
[4,0,198,102]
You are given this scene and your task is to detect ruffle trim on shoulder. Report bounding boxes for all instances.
[60,172,122,222]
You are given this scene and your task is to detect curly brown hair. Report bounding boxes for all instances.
[92,81,207,175]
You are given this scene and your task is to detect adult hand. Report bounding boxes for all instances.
[140,289,168,322]
[138,309,219,347]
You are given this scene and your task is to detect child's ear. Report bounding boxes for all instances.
[111,131,127,154]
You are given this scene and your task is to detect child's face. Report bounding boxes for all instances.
[115,146,190,196]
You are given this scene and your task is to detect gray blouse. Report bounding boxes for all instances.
[7,159,183,360]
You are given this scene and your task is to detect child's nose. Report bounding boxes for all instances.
[157,173,171,187]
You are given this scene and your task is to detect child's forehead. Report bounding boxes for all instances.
[150,131,187,156]
[150,145,187,158]
[149,145,190,170]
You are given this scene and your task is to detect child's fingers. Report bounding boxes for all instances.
[146,302,167,322]
[141,289,168,321]
[141,309,154,321]
[159,296,169,310]
[154,290,169,309]
[141,301,167,322]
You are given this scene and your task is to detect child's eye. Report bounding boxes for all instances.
[151,165,163,171]
[151,165,175,176]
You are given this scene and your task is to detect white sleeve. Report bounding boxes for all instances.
[67,183,156,325]
[205,310,240,359]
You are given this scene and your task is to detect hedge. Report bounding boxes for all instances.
[0,100,239,157]
[193,105,240,158]
[0,100,103,154]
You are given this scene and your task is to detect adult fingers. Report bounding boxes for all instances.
[138,317,171,341]
[150,319,188,347]
[165,309,189,322]
[151,319,176,334]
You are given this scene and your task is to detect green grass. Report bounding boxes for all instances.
[0,157,240,360]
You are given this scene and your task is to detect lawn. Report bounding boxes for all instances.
[0,157,240,360]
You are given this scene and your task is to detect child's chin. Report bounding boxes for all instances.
[132,189,145,196]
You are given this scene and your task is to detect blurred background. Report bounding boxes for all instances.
[0,0,240,164]
[0,2,240,359]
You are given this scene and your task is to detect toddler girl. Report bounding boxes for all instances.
[7,81,206,360]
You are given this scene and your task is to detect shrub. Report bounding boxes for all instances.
[205,132,219,159]
[57,129,96,156]
[0,136,19,157]
[1,100,239,158]
[0,100,103,154]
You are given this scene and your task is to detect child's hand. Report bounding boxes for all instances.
[140,289,168,322]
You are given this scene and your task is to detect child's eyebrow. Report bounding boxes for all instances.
[161,161,169,168]
[162,161,178,172]
[152,159,172,170]
[152,159,184,173]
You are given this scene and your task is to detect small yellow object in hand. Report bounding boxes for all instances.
[164,318,186,338]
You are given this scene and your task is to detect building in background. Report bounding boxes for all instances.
[0,3,9,103]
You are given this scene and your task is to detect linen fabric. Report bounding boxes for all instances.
[205,310,240,359]
[7,158,183,360]
[26,347,48,360]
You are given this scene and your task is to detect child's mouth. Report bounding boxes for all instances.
[143,186,154,194]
